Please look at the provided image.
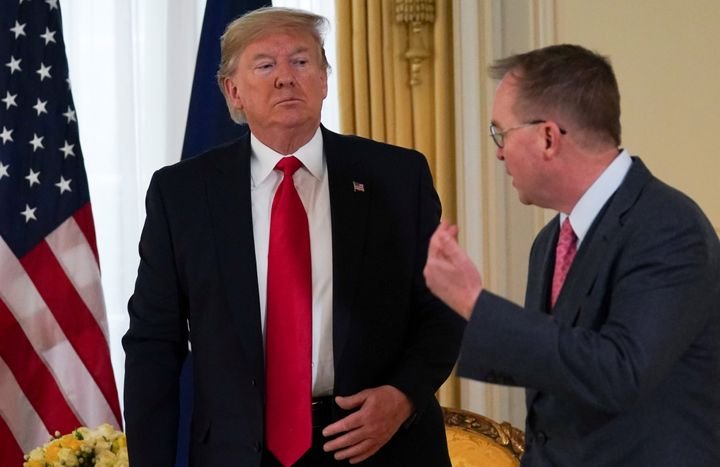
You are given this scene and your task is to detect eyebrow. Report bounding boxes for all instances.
[290,46,310,56]
[250,46,311,62]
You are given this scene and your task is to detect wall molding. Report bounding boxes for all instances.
[452,0,559,429]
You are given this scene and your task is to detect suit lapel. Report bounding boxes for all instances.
[526,220,560,315]
[205,135,264,379]
[527,158,652,409]
[322,128,370,366]
[553,157,653,325]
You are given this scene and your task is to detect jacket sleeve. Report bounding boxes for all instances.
[386,153,466,415]
[455,189,720,414]
[122,171,188,467]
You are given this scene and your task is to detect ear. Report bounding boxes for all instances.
[542,122,563,160]
[223,77,244,110]
[320,69,328,100]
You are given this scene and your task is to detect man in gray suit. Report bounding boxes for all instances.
[424,44,720,466]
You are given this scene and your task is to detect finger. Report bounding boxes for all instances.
[334,392,366,410]
[333,438,377,463]
[428,226,445,256]
[436,230,464,259]
[323,423,365,451]
[435,226,457,245]
[434,221,456,245]
[429,232,457,262]
[322,411,363,437]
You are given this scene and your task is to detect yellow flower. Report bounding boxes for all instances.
[44,441,61,462]
[112,434,127,451]
[23,424,128,467]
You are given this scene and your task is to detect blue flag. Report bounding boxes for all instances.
[181,0,268,160]
[176,1,268,466]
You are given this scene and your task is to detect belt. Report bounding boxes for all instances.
[311,396,333,428]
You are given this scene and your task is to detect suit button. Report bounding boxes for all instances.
[535,431,547,445]
[255,441,262,452]
[251,378,257,387]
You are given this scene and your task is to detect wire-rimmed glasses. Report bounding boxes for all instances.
[489,120,567,148]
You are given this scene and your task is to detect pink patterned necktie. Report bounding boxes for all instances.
[265,156,312,466]
[550,218,577,309]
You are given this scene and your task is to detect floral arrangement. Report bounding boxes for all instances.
[23,424,128,467]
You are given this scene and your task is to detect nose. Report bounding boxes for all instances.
[274,63,296,89]
[495,146,504,161]
[275,75,296,88]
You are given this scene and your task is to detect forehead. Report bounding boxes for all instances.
[241,29,319,59]
[491,74,520,122]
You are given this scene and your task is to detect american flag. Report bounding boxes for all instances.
[0,0,122,464]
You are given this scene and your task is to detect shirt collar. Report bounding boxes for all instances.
[560,149,632,245]
[250,128,324,187]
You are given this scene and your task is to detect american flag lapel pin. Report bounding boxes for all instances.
[353,181,365,192]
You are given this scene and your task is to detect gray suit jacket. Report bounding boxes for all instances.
[458,157,720,466]
[123,127,465,466]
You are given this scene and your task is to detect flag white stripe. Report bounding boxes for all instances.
[45,341,120,428]
[0,357,49,454]
[45,216,110,341]
[0,237,119,431]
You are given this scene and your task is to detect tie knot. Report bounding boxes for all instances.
[275,156,303,177]
[560,217,576,242]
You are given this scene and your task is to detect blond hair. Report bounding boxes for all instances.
[217,6,329,123]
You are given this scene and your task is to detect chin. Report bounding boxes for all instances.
[279,114,319,129]
[274,108,305,121]
[516,192,533,206]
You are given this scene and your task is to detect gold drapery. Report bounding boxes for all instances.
[335,0,459,407]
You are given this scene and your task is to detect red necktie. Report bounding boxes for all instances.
[550,218,577,309]
[265,156,312,466]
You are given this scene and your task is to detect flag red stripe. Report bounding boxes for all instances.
[20,241,122,423]
[0,299,81,435]
[0,415,25,467]
[74,203,100,265]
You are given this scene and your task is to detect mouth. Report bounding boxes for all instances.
[275,97,302,105]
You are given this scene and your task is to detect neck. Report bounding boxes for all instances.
[250,121,320,155]
[556,147,620,214]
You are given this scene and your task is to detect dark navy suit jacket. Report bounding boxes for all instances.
[123,127,465,467]
[458,158,720,466]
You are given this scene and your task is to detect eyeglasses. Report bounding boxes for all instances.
[489,120,567,148]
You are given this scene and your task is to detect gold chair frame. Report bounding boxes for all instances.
[443,407,525,466]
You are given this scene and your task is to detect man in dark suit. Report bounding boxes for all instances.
[122,6,464,467]
[424,44,720,466]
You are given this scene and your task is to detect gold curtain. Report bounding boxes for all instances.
[335,0,459,408]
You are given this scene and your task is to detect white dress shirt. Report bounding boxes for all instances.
[561,149,632,245]
[250,128,334,396]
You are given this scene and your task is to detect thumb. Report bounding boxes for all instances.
[334,390,368,410]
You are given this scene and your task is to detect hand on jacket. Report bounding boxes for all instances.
[322,385,413,464]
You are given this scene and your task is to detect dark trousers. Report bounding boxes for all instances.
[261,397,346,467]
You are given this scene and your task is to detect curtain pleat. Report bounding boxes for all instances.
[335,0,459,408]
